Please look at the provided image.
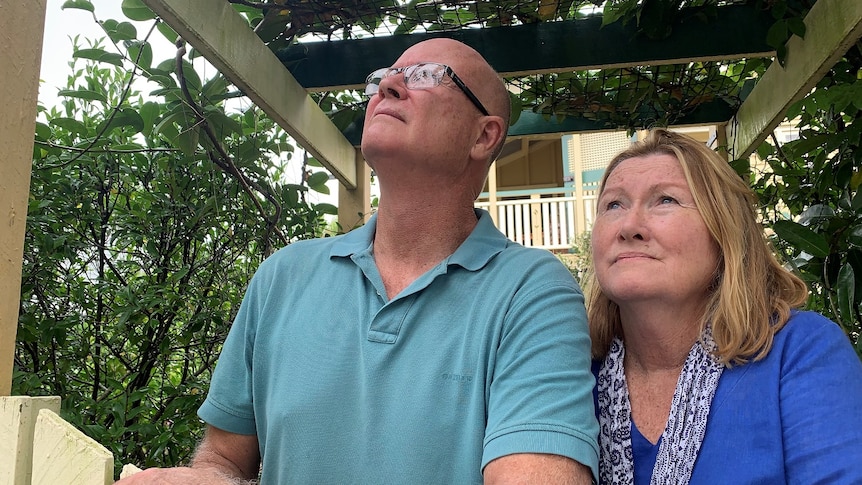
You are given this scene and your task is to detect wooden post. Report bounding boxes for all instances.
[571,134,587,235]
[530,194,542,247]
[488,161,499,226]
[716,123,730,160]
[337,148,372,231]
[0,0,47,396]
[0,396,61,485]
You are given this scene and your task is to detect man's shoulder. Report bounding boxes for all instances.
[271,235,339,256]
[494,244,577,277]
[254,234,348,275]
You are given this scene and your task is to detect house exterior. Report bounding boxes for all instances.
[476,126,720,252]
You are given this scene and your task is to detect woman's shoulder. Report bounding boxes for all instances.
[719,310,856,380]
[769,310,861,373]
[774,310,848,346]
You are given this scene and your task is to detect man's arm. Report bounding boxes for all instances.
[484,453,593,485]
[115,425,260,484]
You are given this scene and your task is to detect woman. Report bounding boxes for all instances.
[588,128,862,484]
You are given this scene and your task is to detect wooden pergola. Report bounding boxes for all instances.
[4,0,862,402]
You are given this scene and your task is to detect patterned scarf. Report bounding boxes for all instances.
[597,326,724,485]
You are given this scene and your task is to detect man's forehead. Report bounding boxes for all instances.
[399,40,471,64]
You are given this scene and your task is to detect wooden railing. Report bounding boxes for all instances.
[476,187,598,251]
[0,396,140,484]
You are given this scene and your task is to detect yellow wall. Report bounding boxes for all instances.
[491,139,563,192]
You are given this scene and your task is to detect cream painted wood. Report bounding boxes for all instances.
[716,123,730,160]
[727,0,862,159]
[0,396,61,485]
[496,139,531,168]
[120,464,143,478]
[530,194,543,246]
[488,161,499,226]
[571,134,587,235]
[337,148,372,231]
[0,0,47,397]
[475,194,583,250]
[31,408,113,485]
[139,0,357,189]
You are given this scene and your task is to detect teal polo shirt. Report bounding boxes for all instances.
[199,210,599,483]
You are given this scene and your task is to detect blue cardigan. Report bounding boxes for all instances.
[595,311,862,484]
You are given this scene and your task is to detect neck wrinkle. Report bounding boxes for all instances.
[619,305,703,374]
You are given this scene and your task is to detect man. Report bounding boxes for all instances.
[119,38,598,484]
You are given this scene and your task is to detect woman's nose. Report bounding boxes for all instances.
[618,207,648,241]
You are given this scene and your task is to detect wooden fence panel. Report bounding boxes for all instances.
[31,408,113,485]
[0,396,61,485]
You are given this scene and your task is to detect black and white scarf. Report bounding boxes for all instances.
[597,326,724,485]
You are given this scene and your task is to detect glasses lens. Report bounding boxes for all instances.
[365,68,388,95]
[405,63,444,90]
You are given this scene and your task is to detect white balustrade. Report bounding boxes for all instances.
[476,189,596,251]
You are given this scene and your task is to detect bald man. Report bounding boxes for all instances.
[118,38,597,485]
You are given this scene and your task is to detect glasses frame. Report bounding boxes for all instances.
[365,62,490,116]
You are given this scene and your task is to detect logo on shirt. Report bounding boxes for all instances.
[440,373,473,383]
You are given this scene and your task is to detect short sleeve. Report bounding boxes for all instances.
[197,268,269,436]
[482,258,599,481]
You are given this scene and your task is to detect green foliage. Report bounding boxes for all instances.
[255,0,801,135]
[753,47,862,355]
[22,1,861,476]
[16,10,332,476]
[512,60,760,131]
[559,230,592,285]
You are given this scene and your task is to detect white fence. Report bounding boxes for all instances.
[476,189,598,251]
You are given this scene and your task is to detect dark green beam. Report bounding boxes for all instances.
[281,4,775,91]
[340,99,735,145]
[508,102,736,137]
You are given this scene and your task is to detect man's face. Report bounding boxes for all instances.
[360,39,487,176]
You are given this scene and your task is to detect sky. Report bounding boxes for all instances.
[38,0,347,207]
[39,0,173,105]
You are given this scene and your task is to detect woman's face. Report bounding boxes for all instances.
[591,153,720,308]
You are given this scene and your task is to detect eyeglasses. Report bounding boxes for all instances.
[365,62,490,116]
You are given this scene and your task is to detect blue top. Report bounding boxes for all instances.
[595,311,862,484]
[199,210,599,484]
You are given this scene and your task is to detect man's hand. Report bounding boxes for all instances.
[114,466,249,484]
[115,426,260,484]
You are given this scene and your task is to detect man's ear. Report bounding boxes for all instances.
[470,115,506,162]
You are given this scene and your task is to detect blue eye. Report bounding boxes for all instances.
[660,196,677,204]
[606,201,622,210]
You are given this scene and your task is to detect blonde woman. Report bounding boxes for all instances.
[588,128,862,484]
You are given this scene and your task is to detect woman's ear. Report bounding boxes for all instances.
[470,115,507,163]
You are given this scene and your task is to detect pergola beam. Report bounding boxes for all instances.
[340,99,736,145]
[140,0,358,188]
[726,0,862,159]
[285,4,775,91]
[0,0,47,396]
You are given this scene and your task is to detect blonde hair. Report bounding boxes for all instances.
[586,128,809,365]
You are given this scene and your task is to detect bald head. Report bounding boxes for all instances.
[403,38,511,127]
[398,38,510,162]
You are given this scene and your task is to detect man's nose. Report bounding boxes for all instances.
[376,74,406,100]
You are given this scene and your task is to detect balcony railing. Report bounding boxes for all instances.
[476,187,598,251]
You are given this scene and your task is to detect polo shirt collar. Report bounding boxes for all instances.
[449,209,509,271]
[329,209,508,272]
